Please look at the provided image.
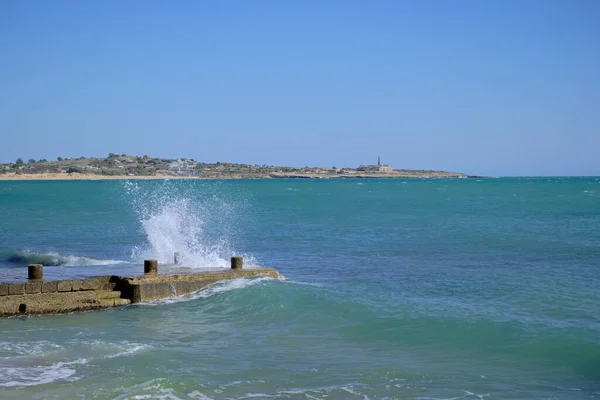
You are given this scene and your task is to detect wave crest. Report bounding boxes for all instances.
[0,250,128,267]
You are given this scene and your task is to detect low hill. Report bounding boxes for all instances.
[0,155,468,179]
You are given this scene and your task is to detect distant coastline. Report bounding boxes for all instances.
[0,154,468,180]
[0,173,199,181]
[0,172,469,181]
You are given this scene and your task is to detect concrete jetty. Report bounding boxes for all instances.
[0,257,282,316]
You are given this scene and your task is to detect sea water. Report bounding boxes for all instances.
[0,178,598,399]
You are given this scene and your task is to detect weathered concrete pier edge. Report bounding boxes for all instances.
[0,257,282,316]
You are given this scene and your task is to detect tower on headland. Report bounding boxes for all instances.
[357,156,393,172]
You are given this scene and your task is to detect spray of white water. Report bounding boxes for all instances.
[125,180,256,268]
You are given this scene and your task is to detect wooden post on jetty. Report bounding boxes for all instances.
[28,264,43,280]
[231,256,243,270]
[144,260,158,275]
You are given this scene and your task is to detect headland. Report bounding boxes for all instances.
[0,154,468,180]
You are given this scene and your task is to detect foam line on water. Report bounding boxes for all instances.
[111,379,212,400]
[73,339,151,360]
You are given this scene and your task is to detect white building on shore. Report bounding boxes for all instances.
[358,156,392,172]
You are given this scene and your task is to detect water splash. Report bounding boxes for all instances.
[125,180,256,268]
[131,197,230,267]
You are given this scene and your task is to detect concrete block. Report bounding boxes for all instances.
[101,281,117,291]
[57,280,72,292]
[82,279,101,290]
[0,283,8,296]
[8,284,26,295]
[129,279,218,303]
[96,290,122,299]
[71,280,84,291]
[130,285,142,303]
[42,281,58,293]
[130,282,168,303]
[25,281,42,294]
[97,298,131,307]
[174,280,208,296]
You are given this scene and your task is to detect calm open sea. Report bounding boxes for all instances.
[0,178,599,399]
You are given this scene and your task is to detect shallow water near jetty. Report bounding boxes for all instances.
[0,178,599,399]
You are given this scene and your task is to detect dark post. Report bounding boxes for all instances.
[174,252,180,265]
[144,260,158,275]
[28,264,43,280]
[231,256,243,270]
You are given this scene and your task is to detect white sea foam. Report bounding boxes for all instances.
[112,379,201,400]
[0,340,64,358]
[113,388,186,400]
[189,277,273,298]
[279,279,320,287]
[104,343,150,359]
[113,381,488,400]
[340,385,371,399]
[0,359,87,388]
[75,339,151,359]
[275,384,374,399]
[188,391,216,399]
[0,339,149,388]
[462,390,490,400]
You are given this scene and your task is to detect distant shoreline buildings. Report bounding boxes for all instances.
[358,156,392,172]
[1,153,468,179]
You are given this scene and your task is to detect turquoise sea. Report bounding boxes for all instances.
[0,178,599,399]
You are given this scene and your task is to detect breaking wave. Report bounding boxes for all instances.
[0,339,149,388]
[0,249,129,267]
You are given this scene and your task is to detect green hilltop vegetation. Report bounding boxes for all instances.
[0,154,468,178]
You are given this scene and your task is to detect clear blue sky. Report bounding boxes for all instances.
[1,1,598,176]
